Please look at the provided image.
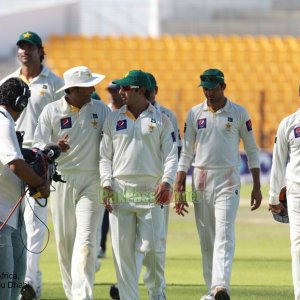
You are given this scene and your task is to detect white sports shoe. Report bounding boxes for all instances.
[150,292,167,300]
[200,293,213,300]
[35,285,42,298]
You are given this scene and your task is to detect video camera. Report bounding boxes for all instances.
[16,131,65,199]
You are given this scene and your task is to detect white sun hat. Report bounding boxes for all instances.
[56,66,106,93]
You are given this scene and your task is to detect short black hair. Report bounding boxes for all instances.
[144,89,151,101]
[0,77,29,108]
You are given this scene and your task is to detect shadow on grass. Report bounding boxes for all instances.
[40,283,293,300]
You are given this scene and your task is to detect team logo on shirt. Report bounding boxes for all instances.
[226,117,233,130]
[197,118,206,129]
[116,119,127,131]
[60,117,72,129]
[294,126,300,138]
[91,114,98,129]
[246,119,252,131]
[171,131,176,142]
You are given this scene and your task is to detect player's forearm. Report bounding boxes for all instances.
[8,159,45,188]
[175,171,187,189]
[250,167,261,188]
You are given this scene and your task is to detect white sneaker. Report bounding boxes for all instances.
[200,293,213,300]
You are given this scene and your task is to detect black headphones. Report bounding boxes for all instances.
[14,78,31,112]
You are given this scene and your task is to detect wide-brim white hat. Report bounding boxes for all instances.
[56,66,105,93]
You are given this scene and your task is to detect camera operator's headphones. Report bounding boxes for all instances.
[14,78,31,112]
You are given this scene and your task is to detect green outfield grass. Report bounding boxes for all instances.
[38,184,293,299]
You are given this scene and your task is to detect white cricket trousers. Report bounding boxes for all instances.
[110,178,165,300]
[193,167,240,295]
[286,180,300,300]
[23,196,48,296]
[50,172,103,300]
[136,204,169,292]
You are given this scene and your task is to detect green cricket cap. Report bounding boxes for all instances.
[113,70,151,90]
[17,31,42,47]
[146,72,157,92]
[199,69,225,89]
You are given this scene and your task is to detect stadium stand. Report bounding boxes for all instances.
[45,34,300,149]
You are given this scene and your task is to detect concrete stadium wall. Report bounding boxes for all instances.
[0,0,79,58]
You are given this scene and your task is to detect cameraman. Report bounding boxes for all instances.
[0,78,50,300]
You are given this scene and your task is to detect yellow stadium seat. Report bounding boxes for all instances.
[44,34,300,149]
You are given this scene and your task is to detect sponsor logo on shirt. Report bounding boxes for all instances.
[171,131,176,142]
[246,119,252,131]
[92,113,98,118]
[294,126,300,138]
[60,117,72,129]
[197,118,206,129]
[228,117,233,122]
[116,119,127,131]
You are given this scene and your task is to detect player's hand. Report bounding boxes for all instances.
[250,186,262,211]
[103,186,113,212]
[32,180,51,199]
[57,134,70,152]
[173,171,189,216]
[174,175,188,216]
[269,203,284,214]
[155,182,172,205]
[174,190,189,216]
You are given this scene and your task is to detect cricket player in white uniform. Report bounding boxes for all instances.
[175,69,262,300]
[137,72,181,285]
[100,70,178,300]
[33,66,110,300]
[0,78,50,300]
[0,31,64,300]
[269,86,300,300]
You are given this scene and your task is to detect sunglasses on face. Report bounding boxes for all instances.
[200,75,224,82]
[121,85,140,91]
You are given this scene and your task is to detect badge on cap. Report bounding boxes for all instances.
[23,32,32,39]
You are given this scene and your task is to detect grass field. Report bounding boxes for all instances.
[38,184,293,299]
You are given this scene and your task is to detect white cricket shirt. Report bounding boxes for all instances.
[178,99,260,172]
[0,107,24,229]
[1,66,64,147]
[33,97,111,173]
[154,101,182,149]
[269,110,300,204]
[100,104,178,187]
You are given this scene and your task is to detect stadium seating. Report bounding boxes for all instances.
[45,34,300,149]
